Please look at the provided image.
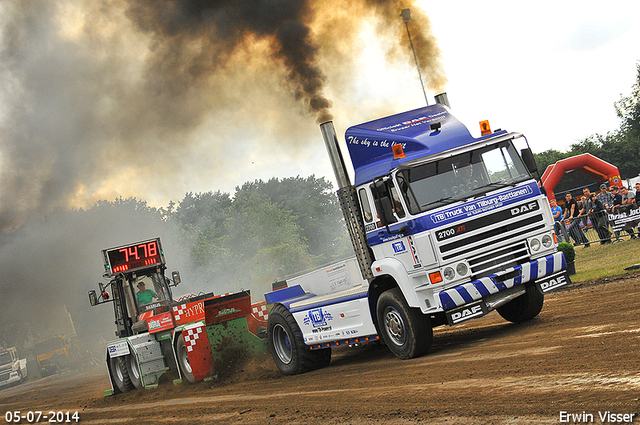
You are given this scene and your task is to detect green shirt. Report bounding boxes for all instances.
[136,289,156,305]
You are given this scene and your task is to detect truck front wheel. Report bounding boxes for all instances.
[109,356,134,393]
[377,288,432,360]
[497,284,544,323]
[267,304,331,375]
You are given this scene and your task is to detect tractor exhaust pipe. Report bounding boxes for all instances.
[320,121,374,280]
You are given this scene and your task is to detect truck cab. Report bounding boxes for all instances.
[0,347,27,387]
[35,335,73,376]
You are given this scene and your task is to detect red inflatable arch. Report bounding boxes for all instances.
[541,153,622,201]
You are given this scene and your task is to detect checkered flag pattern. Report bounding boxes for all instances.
[183,326,204,352]
[252,303,268,321]
[173,304,187,321]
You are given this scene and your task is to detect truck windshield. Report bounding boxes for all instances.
[36,338,65,354]
[398,140,530,213]
[0,351,12,365]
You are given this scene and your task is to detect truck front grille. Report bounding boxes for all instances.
[437,201,546,279]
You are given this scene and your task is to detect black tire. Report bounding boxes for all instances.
[497,284,544,323]
[109,356,134,393]
[125,354,143,389]
[376,287,432,360]
[267,304,331,375]
[176,334,196,384]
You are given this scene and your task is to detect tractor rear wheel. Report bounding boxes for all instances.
[267,304,331,375]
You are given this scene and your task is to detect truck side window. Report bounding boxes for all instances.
[359,188,373,223]
[396,174,416,215]
[390,186,406,218]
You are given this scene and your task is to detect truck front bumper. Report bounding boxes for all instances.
[438,252,567,311]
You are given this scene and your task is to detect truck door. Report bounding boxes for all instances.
[369,178,423,271]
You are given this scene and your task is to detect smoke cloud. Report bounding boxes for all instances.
[0,0,445,227]
[0,0,445,347]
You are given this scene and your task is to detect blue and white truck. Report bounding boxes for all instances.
[265,94,570,375]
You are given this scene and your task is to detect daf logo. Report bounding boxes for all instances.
[510,202,538,216]
[450,304,484,324]
[540,275,567,292]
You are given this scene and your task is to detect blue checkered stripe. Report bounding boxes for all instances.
[438,252,566,310]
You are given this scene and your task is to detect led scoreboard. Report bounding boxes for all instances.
[103,238,165,276]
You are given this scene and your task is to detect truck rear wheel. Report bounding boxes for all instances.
[109,356,134,393]
[497,284,544,323]
[176,334,196,384]
[267,304,331,375]
[376,288,432,360]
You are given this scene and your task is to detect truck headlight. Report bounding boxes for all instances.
[542,234,553,248]
[530,238,541,252]
[443,267,455,281]
[456,263,468,276]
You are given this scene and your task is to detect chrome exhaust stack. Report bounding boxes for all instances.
[320,121,374,280]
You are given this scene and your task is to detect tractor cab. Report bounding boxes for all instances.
[88,238,181,337]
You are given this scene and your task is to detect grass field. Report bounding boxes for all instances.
[571,236,640,281]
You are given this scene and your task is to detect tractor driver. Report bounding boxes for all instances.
[136,281,157,305]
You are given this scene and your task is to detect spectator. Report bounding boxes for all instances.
[635,182,640,234]
[563,193,590,247]
[596,183,614,211]
[550,198,564,243]
[610,186,628,241]
[620,186,637,239]
[588,193,611,244]
[580,188,593,228]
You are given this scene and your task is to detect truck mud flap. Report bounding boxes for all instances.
[536,271,572,293]
[446,301,489,326]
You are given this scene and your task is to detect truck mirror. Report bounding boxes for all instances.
[171,271,181,285]
[521,148,537,174]
[375,195,397,225]
[88,290,98,306]
[371,181,397,226]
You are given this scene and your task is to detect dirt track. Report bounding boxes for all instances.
[2,274,640,424]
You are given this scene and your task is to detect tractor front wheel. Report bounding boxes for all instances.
[109,356,134,393]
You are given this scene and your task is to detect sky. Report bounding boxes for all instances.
[0,0,639,222]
